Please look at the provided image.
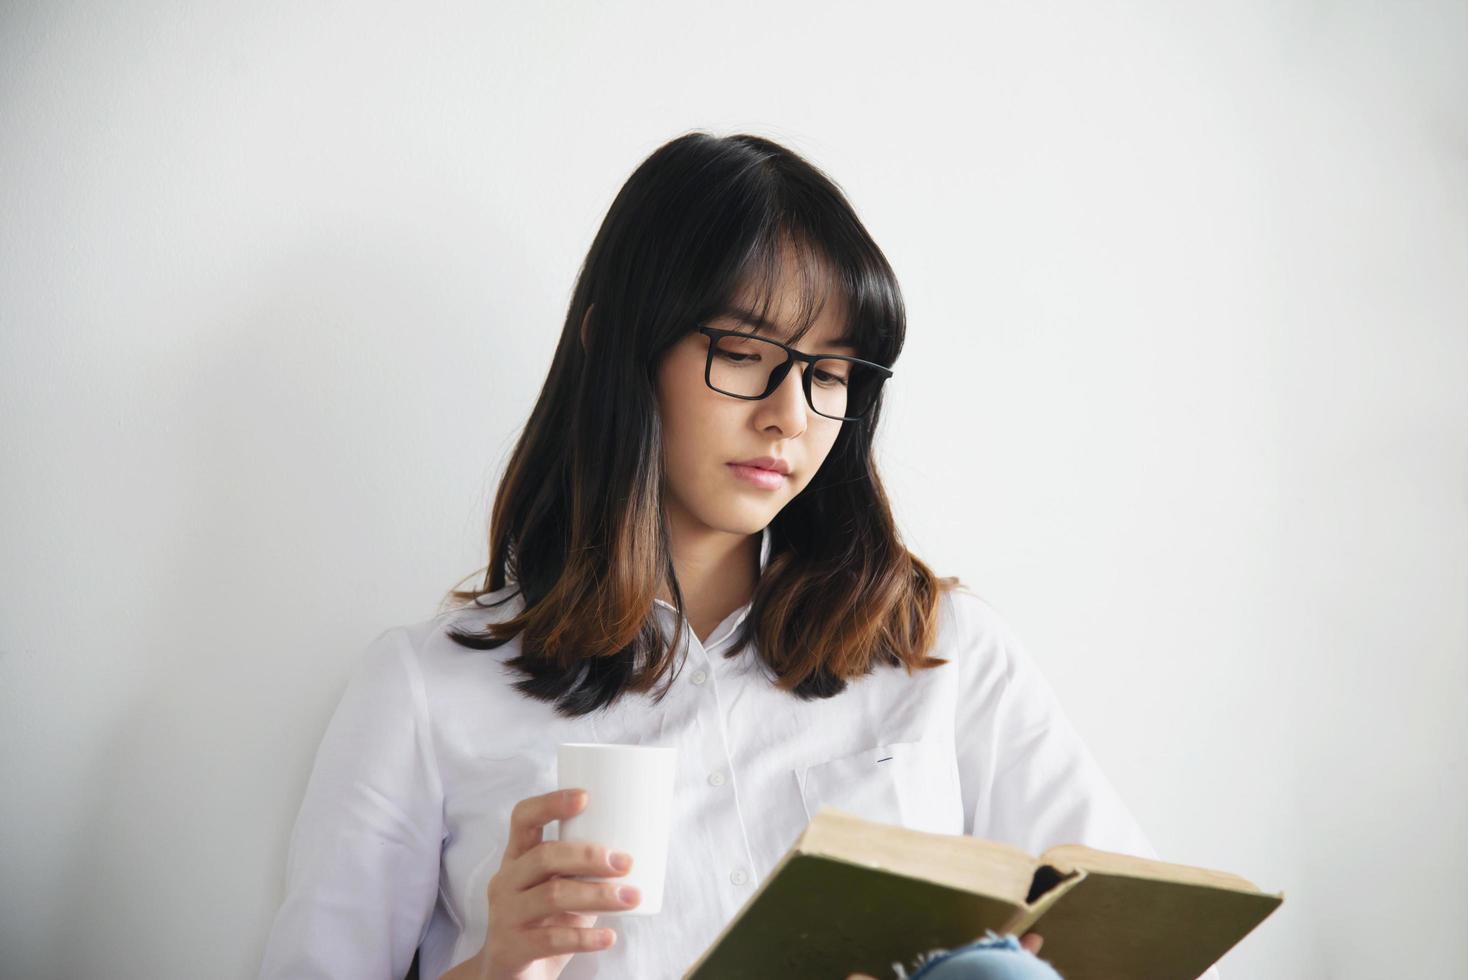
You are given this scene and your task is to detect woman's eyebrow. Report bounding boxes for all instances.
[720,305,859,352]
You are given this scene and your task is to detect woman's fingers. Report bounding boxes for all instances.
[522,909,597,931]
[503,789,586,862]
[501,838,632,894]
[520,874,641,921]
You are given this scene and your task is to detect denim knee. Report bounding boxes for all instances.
[896,930,1065,980]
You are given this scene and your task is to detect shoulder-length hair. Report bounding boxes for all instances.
[442,130,963,717]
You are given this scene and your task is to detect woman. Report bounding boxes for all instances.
[258,132,1196,980]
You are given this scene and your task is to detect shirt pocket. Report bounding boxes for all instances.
[794,738,964,837]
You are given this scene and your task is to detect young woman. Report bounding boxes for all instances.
[258,132,1208,980]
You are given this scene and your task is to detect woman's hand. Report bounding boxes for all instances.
[842,932,1044,980]
[442,788,639,980]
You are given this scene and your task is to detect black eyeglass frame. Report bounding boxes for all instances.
[697,325,895,422]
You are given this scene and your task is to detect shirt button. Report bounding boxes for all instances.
[691,669,708,686]
[707,769,726,786]
[730,868,748,885]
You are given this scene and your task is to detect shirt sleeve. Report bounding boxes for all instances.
[258,626,446,980]
[952,591,1223,980]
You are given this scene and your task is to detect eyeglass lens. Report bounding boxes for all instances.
[707,333,881,419]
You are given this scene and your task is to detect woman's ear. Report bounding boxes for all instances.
[580,302,596,355]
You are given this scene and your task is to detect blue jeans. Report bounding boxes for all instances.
[895,931,1064,980]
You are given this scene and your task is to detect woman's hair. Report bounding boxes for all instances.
[442,130,963,717]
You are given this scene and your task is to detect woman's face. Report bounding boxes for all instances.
[655,277,853,540]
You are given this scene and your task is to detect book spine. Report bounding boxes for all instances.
[999,870,1088,936]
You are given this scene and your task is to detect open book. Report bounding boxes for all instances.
[682,807,1283,980]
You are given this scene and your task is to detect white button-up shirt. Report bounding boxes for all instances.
[259,526,1220,979]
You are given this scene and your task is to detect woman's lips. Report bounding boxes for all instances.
[727,463,787,490]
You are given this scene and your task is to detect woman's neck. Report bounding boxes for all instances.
[657,518,761,646]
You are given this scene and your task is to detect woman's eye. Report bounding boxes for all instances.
[716,350,758,363]
[813,369,848,386]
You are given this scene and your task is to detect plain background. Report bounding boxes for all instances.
[2,2,1464,978]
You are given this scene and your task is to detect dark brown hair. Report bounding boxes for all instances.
[441,131,963,717]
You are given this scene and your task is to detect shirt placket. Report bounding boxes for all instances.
[658,599,760,914]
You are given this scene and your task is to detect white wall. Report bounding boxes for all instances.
[2,2,1463,978]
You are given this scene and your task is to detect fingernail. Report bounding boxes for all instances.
[568,789,587,806]
[618,885,640,905]
[609,850,632,871]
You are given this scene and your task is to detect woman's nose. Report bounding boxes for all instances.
[759,361,810,433]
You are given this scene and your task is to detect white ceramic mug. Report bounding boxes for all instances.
[555,742,678,916]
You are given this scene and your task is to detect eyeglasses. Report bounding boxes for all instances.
[697,325,894,421]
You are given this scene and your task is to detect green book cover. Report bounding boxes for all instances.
[682,807,1283,980]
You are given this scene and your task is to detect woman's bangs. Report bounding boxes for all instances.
[717,224,898,367]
